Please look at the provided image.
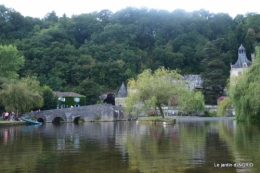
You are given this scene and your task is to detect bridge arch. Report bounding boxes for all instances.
[36,117,45,123]
[52,116,65,124]
[73,116,84,124]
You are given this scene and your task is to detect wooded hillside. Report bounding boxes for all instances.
[1,5,260,104]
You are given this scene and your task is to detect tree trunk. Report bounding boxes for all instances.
[157,103,164,118]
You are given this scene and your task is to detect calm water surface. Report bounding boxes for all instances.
[0,117,259,173]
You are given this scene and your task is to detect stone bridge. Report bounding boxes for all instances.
[21,104,126,123]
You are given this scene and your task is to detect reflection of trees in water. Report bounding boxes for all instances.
[0,122,131,173]
[0,126,44,173]
[1,120,258,173]
[218,121,260,173]
[125,121,239,173]
[125,124,186,172]
[179,122,207,165]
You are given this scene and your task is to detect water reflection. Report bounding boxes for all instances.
[3,129,8,144]
[0,118,259,173]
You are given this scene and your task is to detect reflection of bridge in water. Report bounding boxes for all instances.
[34,122,134,155]
[31,121,179,155]
[22,104,126,124]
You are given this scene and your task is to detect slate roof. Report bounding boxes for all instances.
[53,91,85,97]
[231,44,252,68]
[117,82,127,97]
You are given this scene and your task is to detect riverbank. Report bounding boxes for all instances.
[138,116,176,125]
[0,120,26,126]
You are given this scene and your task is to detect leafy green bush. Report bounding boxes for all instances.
[203,110,217,117]
[94,114,101,121]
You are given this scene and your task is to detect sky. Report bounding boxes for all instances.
[0,0,259,19]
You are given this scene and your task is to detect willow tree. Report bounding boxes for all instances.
[125,67,205,118]
[178,90,205,115]
[229,46,260,122]
[217,97,232,116]
[0,77,43,116]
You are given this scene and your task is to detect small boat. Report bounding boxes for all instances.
[21,117,42,125]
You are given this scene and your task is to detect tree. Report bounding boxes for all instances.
[201,39,228,104]
[178,90,205,114]
[41,85,57,110]
[0,77,43,115]
[0,44,24,80]
[228,46,260,122]
[217,96,232,117]
[76,78,103,105]
[245,28,257,53]
[71,13,103,44]
[1,5,258,100]
[125,67,205,118]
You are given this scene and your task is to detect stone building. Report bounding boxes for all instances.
[230,44,253,78]
[115,82,128,106]
[54,91,86,109]
[181,75,203,90]
[117,82,127,97]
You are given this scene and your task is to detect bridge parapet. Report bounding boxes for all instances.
[22,104,126,123]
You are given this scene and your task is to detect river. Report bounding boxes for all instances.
[0,117,259,173]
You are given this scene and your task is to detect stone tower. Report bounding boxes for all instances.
[115,82,127,106]
[117,82,127,97]
[230,44,252,78]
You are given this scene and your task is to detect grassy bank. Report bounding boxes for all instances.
[138,116,176,125]
[138,116,175,120]
[0,120,26,126]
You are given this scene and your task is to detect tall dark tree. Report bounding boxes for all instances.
[76,79,103,105]
[201,38,228,104]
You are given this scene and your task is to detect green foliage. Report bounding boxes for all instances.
[0,77,43,115]
[125,67,205,118]
[0,44,24,80]
[228,46,260,122]
[217,97,232,117]
[178,90,205,112]
[96,100,104,104]
[76,79,103,105]
[0,5,260,100]
[201,39,228,104]
[41,86,58,110]
[0,102,4,113]
[203,110,217,117]
[94,114,101,121]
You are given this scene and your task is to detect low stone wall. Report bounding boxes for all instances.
[22,104,126,123]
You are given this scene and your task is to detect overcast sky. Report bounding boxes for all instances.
[1,0,259,18]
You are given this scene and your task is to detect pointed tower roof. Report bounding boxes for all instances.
[231,44,252,68]
[238,44,245,50]
[117,82,127,97]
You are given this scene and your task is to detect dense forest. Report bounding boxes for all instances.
[1,5,260,105]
